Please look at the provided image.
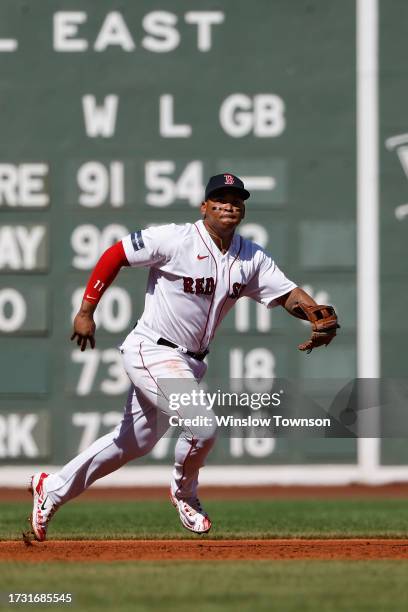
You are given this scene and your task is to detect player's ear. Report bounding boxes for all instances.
[200,201,207,217]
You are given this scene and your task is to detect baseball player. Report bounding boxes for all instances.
[28,173,339,541]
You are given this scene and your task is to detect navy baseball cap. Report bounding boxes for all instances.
[205,173,250,201]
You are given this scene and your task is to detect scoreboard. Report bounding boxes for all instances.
[380,0,408,466]
[0,1,357,466]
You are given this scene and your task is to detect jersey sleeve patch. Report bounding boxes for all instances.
[131,230,145,251]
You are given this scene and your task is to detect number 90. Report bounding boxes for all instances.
[71,224,129,269]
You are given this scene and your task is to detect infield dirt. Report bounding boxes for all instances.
[3,483,408,502]
[3,539,408,561]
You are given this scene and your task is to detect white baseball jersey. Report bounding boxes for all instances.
[121,220,296,352]
[45,220,297,509]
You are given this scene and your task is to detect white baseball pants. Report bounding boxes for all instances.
[46,328,217,505]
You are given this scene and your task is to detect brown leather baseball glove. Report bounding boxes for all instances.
[294,304,340,354]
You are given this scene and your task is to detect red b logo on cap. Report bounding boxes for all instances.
[224,174,235,185]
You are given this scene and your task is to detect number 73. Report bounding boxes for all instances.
[71,349,129,395]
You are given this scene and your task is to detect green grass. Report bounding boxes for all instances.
[1,561,408,612]
[1,498,408,541]
[2,498,408,612]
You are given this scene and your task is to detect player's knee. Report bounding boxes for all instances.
[137,436,159,457]
[115,437,155,462]
[195,423,218,448]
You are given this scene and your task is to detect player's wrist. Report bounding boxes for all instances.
[78,300,96,317]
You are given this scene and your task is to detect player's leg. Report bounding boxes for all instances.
[171,430,216,500]
[169,429,216,534]
[171,412,217,533]
[123,336,217,533]
[45,384,169,505]
[29,378,169,541]
[127,342,217,501]
[166,358,217,533]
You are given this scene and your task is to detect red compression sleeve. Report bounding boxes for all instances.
[83,241,129,306]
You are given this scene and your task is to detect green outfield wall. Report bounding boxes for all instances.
[1,0,398,469]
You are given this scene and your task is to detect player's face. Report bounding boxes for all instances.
[201,190,246,231]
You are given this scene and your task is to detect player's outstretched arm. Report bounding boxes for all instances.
[70,241,129,351]
[276,287,340,353]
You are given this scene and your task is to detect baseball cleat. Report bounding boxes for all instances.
[170,490,212,534]
[28,472,58,542]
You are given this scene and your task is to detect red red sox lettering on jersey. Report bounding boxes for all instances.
[182,275,245,299]
[121,220,296,352]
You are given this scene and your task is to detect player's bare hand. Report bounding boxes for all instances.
[71,313,96,351]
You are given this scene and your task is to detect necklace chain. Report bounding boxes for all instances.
[206,226,229,253]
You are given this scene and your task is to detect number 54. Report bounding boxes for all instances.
[145,161,203,207]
